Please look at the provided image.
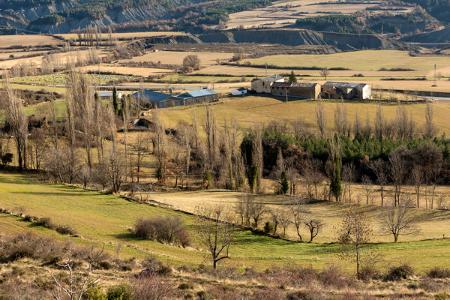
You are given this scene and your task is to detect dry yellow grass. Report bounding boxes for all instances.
[158,96,450,133]
[57,31,186,41]
[0,49,108,69]
[145,189,450,243]
[196,65,425,78]
[0,35,63,48]
[0,50,48,60]
[226,0,395,29]
[78,64,173,77]
[246,50,450,75]
[120,51,234,67]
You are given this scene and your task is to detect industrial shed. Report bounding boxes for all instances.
[271,82,321,100]
[131,89,172,108]
[170,89,219,106]
[321,82,372,100]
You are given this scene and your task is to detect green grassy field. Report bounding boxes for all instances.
[10,73,136,87]
[0,172,449,273]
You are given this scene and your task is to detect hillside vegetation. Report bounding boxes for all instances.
[0,172,449,272]
[0,0,274,33]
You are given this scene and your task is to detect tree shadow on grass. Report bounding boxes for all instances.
[112,232,141,241]
[11,191,94,197]
[0,174,32,185]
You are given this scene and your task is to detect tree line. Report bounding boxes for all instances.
[1,70,448,209]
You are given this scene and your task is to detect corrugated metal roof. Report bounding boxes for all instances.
[272,82,318,88]
[133,89,171,103]
[97,91,113,97]
[323,82,368,88]
[176,89,217,99]
[252,74,284,82]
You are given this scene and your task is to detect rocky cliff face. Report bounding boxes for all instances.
[198,29,403,51]
[0,0,201,33]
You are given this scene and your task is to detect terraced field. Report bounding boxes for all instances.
[226,0,413,29]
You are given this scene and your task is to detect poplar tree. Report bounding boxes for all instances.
[329,135,342,202]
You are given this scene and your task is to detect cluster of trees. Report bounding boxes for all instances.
[134,216,190,247]
[199,193,419,271]
[234,196,324,242]
[240,102,449,208]
[338,197,419,278]
[9,48,101,78]
[2,72,448,210]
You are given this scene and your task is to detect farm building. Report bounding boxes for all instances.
[251,75,285,94]
[321,82,372,100]
[131,89,172,108]
[169,88,219,106]
[231,87,248,96]
[271,82,321,100]
[96,91,123,100]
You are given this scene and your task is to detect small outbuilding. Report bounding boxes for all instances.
[271,82,321,100]
[97,91,123,100]
[251,75,285,94]
[321,82,372,100]
[231,87,248,96]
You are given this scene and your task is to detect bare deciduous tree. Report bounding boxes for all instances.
[371,160,388,207]
[277,209,291,237]
[315,101,326,137]
[334,102,348,136]
[2,74,28,170]
[374,104,384,141]
[66,69,97,176]
[381,197,419,242]
[304,219,323,243]
[182,55,201,72]
[411,166,423,208]
[196,205,235,269]
[152,111,168,184]
[424,103,436,138]
[361,175,374,205]
[389,149,406,207]
[292,201,307,241]
[235,194,266,229]
[338,208,373,279]
[304,159,323,200]
[320,68,330,80]
[343,163,355,203]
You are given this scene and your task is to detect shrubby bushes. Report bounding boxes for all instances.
[134,216,190,247]
[0,232,115,270]
[384,264,414,281]
[427,267,450,279]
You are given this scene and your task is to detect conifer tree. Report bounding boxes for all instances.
[288,70,297,84]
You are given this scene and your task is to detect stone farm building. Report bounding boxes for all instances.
[271,82,321,100]
[251,75,285,94]
[321,82,372,100]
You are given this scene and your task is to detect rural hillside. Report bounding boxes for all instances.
[0,0,449,44]
[0,0,273,33]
